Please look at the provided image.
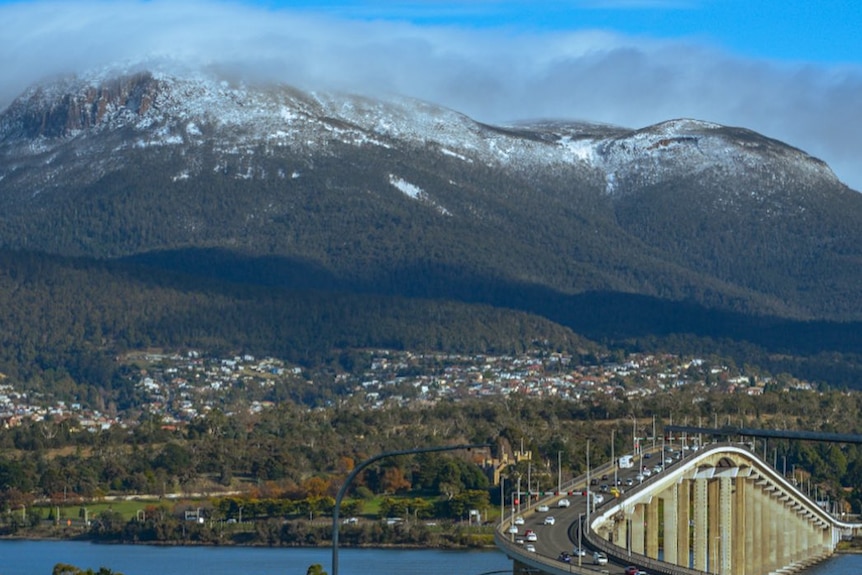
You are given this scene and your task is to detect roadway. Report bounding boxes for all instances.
[501,445,689,575]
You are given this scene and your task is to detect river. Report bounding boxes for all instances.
[0,540,858,575]
[0,540,511,575]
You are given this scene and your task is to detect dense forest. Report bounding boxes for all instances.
[0,248,592,405]
[1,246,862,414]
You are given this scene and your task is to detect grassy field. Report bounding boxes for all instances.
[36,498,206,522]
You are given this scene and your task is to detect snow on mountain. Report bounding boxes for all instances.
[1,66,861,326]
[0,67,842,204]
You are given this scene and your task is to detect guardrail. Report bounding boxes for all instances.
[581,516,709,575]
[495,528,610,575]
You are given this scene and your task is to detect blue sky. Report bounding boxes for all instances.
[273,0,862,65]
[1,0,861,189]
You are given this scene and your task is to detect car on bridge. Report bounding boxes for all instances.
[544,516,556,525]
[514,516,525,525]
[593,551,608,565]
[558,498,571,508]
[537,504,550,512]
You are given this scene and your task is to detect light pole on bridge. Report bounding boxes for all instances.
[331,442,491,575]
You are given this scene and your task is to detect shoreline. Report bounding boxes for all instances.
[0,532,495,550]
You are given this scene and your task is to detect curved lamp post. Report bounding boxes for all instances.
[331,442,492,575]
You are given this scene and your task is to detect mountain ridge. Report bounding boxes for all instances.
[1,68,861,327]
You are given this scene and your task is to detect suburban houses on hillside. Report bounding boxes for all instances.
[0,348,809,432]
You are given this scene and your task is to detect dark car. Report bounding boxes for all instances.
[625,567,640,575]
[558,552,572,563]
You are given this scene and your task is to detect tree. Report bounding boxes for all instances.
[306,564,327,575]
[380,466,411,494]
[53,565,124,575]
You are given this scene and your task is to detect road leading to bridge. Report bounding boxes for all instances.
[499,446,672,574]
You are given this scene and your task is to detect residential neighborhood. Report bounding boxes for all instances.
[0,347,814,432]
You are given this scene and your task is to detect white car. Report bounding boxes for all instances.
[641,468,652,477]
[557,498,571,508]
[507,525,519,534]
[572,547,587,557]
[525,544,536,553]
[592,493,605,504]
[537,504,550,512]
[525,530,538,542]
[593,552,608,565]
[544,516,556,525]
[514,516,525,525]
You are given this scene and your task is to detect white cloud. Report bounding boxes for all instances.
[2,0,861,190]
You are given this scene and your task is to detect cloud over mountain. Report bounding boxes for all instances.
[2,0,861,190]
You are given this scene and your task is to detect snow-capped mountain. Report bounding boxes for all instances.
[1,68,861,323]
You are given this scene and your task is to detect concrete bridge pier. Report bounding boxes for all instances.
[498,445,862,575]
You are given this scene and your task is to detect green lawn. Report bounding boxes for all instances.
[39,499,201,522]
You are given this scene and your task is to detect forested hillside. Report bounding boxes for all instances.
[0,249,590,406]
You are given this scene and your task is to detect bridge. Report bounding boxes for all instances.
[495,442,862,575]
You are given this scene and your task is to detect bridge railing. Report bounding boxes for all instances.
[580,514,710,575]
[495,528,613,575]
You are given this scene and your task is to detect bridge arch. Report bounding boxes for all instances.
[496,443,862,575]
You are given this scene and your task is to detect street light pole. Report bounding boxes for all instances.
[557,450,562,494]
[578,512,584,567]
[516,474,521,516]
[586,439,591,522]
[652,415,656,450]
[500,476,505,528]
[331,442,490,575]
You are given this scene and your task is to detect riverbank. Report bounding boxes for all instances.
[836,538,862,554]
[1,517,496,550]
